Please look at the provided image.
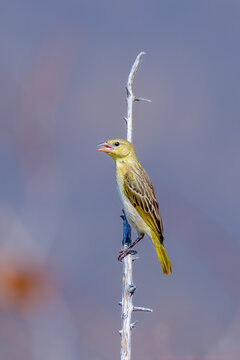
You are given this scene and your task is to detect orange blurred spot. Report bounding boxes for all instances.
[0,254,56,313]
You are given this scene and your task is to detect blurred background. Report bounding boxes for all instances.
[0,0,240,359]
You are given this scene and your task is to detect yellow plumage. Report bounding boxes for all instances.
[151,231,172,274]
[98,138,172,275]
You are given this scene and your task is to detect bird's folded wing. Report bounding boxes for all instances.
[123,167,164,243]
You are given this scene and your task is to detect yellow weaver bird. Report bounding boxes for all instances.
[98,139,172,275]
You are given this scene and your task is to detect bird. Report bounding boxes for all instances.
[98,138,172,275]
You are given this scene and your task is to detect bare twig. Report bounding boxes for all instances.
[120,52,152,360]
[125,51,151,143]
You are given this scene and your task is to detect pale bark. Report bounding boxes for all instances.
[120,52,152,360]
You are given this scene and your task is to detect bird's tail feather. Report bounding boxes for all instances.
[151,232,172,275]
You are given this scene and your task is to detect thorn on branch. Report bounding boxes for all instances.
[132,254,139,262]
[122,313,128,320]
[133,306,153,313]
[128,284,136,295]
[123,116,128,123]
[134,97,152,103]
[130,321,138,330]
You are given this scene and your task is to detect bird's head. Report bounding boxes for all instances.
[97,139,135,161]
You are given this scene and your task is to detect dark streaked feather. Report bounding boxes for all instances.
[123,163,164,243]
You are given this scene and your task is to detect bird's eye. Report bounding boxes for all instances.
[114,141,120,147]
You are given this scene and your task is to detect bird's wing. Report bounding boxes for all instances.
[123,165,164,243]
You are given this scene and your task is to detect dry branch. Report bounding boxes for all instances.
[120,52,152,360]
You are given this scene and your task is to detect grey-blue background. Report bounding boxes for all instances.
[0,1,240,359]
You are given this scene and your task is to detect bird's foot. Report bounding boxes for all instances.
[118,248,137,262]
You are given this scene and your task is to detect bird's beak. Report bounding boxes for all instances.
[97,142,113,153]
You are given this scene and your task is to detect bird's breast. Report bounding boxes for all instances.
[115,170,150,236]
